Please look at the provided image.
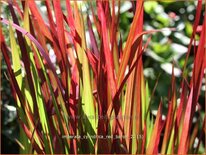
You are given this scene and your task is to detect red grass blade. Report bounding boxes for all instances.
[86,48,98,76]
[66,0,75,34]
[161,62,177,154]
[192,18,206,108]
[28,0,53,41]
[98,2,117,98]
[87,15,99,58]
[178,87,193,154]
[182,0,202,76]
[146,101,165,154]
[53,0,69,99]
[117,0,143,86]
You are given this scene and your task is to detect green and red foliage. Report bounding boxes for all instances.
[0,0,206,154]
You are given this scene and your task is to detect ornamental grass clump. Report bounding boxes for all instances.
[0,0,206,154]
